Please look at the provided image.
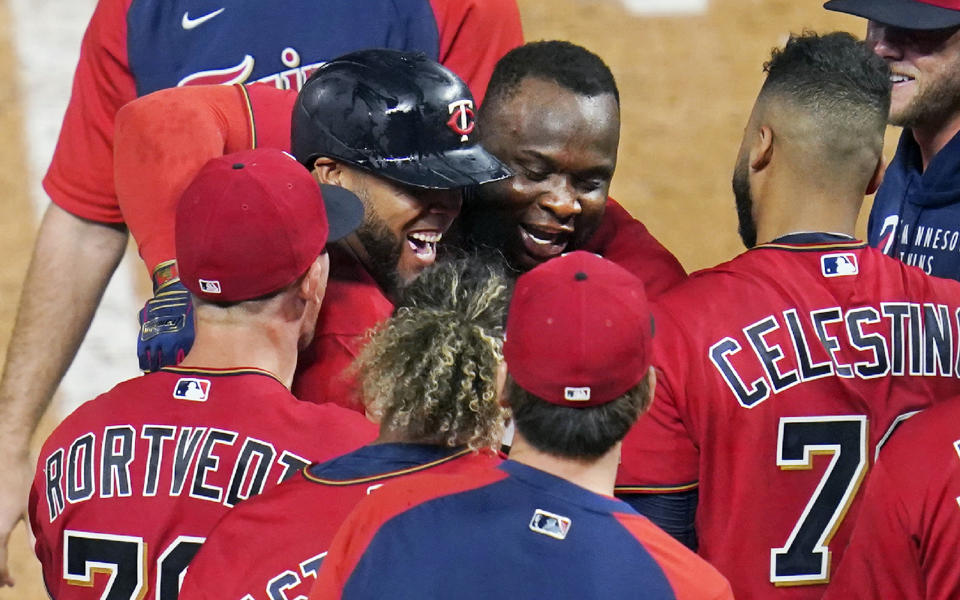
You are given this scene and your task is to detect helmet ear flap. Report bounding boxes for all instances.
[290,49,511,190]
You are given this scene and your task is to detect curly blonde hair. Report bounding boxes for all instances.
[355,257,511,451]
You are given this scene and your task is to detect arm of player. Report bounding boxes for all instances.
[428,0,523,104]
[113,84,253,275]
[43,0,137,225]
[114,84,255,370]
[0,204,128,586]
[617,490,698,551]
[582,199,687,299]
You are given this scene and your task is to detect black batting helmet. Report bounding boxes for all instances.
[291,49,511,189]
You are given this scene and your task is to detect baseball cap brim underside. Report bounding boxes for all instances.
[319,184,364,242]
[825,0,960,30]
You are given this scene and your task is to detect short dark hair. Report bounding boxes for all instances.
[482,40,620,111]
[355,256,512,450]
[507,376,650,460]
[760,31,890,150]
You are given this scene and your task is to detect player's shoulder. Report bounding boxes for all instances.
[881,397,960,458]
[351,468,507,523]
[612,511,733,598]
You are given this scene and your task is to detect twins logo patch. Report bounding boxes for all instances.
[173,378,211,401]
[529,509,571,540]
[446,100,475,142]
[821,253,858,278]
[199,279,222,294]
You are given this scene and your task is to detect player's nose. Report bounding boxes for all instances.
[540,177,582,221]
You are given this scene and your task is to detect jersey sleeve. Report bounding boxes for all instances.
[113,84,256,273]
[616,305,700,492]
[428,0,523,103]
[42,0,137,223]
[612,513,733,600]
[583,199,687,299]
[822,458,921,600]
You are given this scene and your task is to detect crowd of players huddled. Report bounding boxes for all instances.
[3,0,960,598]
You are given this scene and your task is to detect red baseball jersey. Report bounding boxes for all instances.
[311,461,733,600]
[28,367,376,600]
[45,0,522,226]
[178,444,500,600]
[617,234,960,599]
[823,398,960,600]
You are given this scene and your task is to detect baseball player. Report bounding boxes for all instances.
[616,32,960,599]
[460,40,687,296]
[822,395,960,600]
[27,148,376,599]
[114,49,511,411]
[308,252,732,600]
[177,257,510,600]
[825,0,960,281]
[110,41,686,407]
[0,0,522,585]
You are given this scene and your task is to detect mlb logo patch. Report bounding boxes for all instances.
[529,509,572,540]
[564,387,591,402]
[199,279,222,294]
[821,253,859,278]
[173,378,211,401]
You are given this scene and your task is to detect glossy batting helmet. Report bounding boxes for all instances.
[291,48,511,189]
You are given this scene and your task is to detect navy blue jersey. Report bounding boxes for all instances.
[127,0,438,95]
[868,128,960,281]
[312,461,733,599]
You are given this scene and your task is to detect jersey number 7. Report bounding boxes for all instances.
[770,415,867,586]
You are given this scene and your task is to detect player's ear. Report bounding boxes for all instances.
[640,366,656,415]
[499,369,513,409]
[866,156,885,195]
[750,125,774,172]
[299,253,330,305]
[310,157,345,186]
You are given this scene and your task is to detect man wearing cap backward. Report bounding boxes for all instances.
[26,148,376,600]
[825,0,960,281]
[306,251,733,600]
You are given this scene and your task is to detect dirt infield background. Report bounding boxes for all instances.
[0,1,878,597]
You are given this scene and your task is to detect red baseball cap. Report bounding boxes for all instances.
[825,0,960,30]
[176,148,363,302]
[503,251,654,408]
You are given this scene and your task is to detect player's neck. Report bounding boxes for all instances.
[911,112,960,171]
[178,320,297,388]
[508,433,619,497]
[754,186,860,246]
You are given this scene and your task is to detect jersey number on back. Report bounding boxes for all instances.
[64,530,204,599]
[770,416,867,586]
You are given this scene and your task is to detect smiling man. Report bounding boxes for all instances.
[826,0,960,280]
[459,41,687,294]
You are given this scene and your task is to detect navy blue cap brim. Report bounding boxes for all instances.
[825,0,960,30]
[319,184,364,243]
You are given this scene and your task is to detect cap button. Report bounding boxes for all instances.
[574,272,588,281]
[232,163,245,170]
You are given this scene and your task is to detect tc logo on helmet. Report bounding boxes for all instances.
[447,100,475,142]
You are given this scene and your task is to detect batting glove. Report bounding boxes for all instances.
[138,260,195,372]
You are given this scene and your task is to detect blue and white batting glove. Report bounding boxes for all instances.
[138,260,195,372]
